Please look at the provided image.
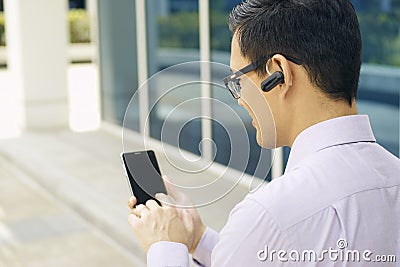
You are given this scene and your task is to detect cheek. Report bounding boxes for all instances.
[240,78,260,101]
[240,79,277,148]
[240,79,269,122]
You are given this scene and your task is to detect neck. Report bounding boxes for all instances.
[287,99,358,148]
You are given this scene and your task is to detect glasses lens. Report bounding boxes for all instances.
[227,80,241,99]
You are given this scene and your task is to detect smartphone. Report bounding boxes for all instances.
[121,150,167,206]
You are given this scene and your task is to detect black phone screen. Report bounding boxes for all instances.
[122,150,167,206]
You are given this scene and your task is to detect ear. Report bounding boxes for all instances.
[269,54,294,98]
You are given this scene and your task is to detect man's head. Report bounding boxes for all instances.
[228,0,361,148]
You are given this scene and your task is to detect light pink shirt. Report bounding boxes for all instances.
[147,115,400,266]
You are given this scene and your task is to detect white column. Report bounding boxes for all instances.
[199,0,213,161]
[136,0,150,136]
[4,0,69,130]
[87,0,99,62]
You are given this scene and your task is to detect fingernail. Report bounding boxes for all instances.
[129,196,135,203]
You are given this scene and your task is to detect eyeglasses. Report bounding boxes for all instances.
[223,54,303,99]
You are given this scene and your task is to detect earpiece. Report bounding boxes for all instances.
[261,71,285,92]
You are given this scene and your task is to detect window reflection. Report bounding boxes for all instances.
[147,0,201,155]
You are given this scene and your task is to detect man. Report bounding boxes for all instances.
[128,0,400,266]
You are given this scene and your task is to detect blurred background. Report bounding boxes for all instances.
[0,0,399,266]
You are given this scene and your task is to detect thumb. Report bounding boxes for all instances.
[163,175,184,200]
[163,175,193,206]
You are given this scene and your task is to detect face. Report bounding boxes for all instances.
[230,34,277,148]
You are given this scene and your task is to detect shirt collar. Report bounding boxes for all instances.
[284,115,376,173]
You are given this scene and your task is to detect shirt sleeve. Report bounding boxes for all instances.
[147,241,189,267]
[147,198,288,267]
[192,227,219,267]
[210,198,290,267]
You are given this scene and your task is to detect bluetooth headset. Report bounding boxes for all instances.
[261,71,284,93]
[260,53,303,92]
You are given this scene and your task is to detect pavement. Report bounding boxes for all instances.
[0,153,141,267]
[0,126,252,267]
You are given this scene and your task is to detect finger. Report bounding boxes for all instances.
[162,175,182,199]
[130,208,141,217]
[139,207,150,218]
[162,176,192,206]
[155,193,175,207]
[128,213,140,227]
[127,196,137,209]
[136,204,148,213]
[146,199,160,211]
[132,204,148,217]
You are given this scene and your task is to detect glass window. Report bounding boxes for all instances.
[69,0,86,9]
[146,0,201,155]
[354,0,400,156]
[209,0,273,180]
[98,1,139,130]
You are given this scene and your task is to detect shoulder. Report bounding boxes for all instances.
[245,147,358,230]
[247,143,400,230]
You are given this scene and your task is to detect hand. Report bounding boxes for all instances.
[161,175,206,254]
[127,195,194,253]
[127,175,206,254]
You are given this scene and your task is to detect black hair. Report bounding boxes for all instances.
[229,0,362,105]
